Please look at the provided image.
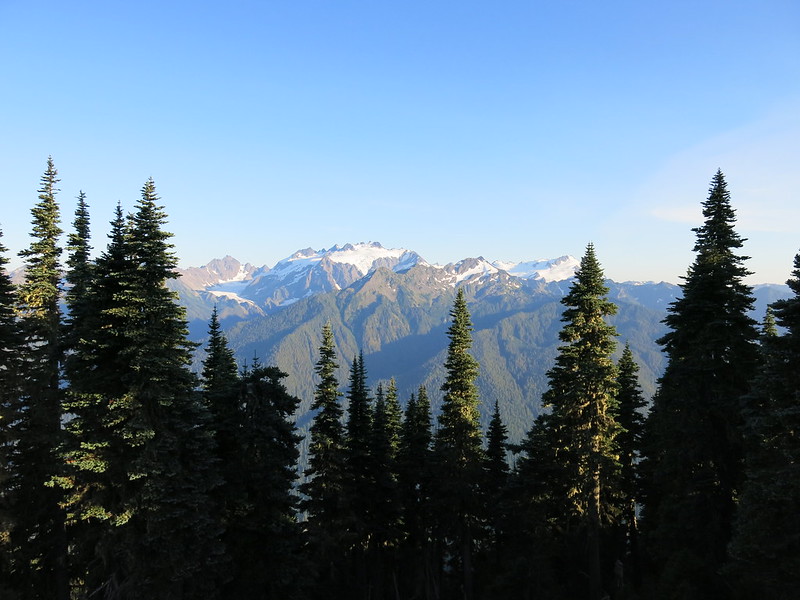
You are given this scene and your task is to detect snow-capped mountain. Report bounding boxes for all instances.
[179,255,265,290]
[492,255,580,282]
[236,242,427,310]
[176,242,579,313]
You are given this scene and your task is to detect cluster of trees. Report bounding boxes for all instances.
[0,160,797,599]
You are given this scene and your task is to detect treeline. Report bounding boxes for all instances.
[0,160,798,599]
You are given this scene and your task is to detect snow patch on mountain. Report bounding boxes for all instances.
[493,255,579,282]
[270,242,425,278]
[451,257,501,284]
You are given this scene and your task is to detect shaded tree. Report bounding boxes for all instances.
[536,243,621,600]
[225,360,305,600]
[300,323,347,598]
[615,343,647,590]
[727,253,800,599]
[342,351,373,596]
[0,229,23,596]
[397,386,436,599]
[641,171,759,598]
[8,157,68,600]
[433,288,484,600]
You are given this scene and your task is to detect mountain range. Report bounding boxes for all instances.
[169,242,790,442]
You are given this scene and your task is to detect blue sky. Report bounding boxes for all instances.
[1,1,798,283]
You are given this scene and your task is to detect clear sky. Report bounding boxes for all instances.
[1,1,798,284]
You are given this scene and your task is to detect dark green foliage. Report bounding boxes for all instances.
[0,230,23,595]
[8,157,69,599]
[727,253,800,598]
[341,351,373,598]
[367,379,403,598]
[485,400,509,490]
[396,385,436,598]
[534,243,622,600]
[615,343,647,591]
[616,344,646,540]
[224,360,305,600]
[642,171,759,598]
[63,191,93,360]
[433,288,484,600]
[60,181,223,598]
[202,306,240,476]
[300,323,348,596]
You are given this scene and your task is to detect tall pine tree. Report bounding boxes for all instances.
[397,386,435,599]
[433,288,484,600]
[300,322,348,598]
[727,252,800,598]
[342,351,373,598]
[0,229,23,596]
[615,343,647,589]
[641,170,759,598]
[9,157,69,600]
[536,243,621,600]
[227,360,305,600]
[60,182,222,598]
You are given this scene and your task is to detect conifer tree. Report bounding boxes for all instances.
[369,378,403,597]
[199,306,240,590]
[63,191,93,360]
[615,343,646,588]
[60,183,222,598]
[484,400,509,548]
[537,243,621,600]
[9,157,69,599]
[59,190,100,589]
[641,171,759,598]
[482,399,510,586]
[0,229,23,594]
[226,360,304,600]
[300,323,348,597]
[433,288,484,600]
[397,386,435,599]
[342,351,373,597]
[58,203,128,597]
[485,400,509,490]
[202,306,241,479]
[727,252,800,598]
[116,179,223,598]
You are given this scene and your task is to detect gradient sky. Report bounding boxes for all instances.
[1,1,798,284]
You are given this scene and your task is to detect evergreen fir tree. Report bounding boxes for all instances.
[300,322,348,597]
[641,171,759,598]
[9,157,69,600]
[536,243,621,600]
[615,343,647,590]
[369,378,403,598]
[0,229,23,595]
[199,307,240,590]
[484,399,509,548]
[727,252,800,598]
[57,203,128,597]
[433,288,484,600]
[63,190,93,362]
[59,189,100,590]
[201,305,241,480]
[342,351,373,598]
[397,386,436,599]
[485,400,509,490]
[60,183,222,598]
[226,360,305,600]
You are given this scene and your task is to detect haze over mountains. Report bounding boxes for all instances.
[169,242,788,441]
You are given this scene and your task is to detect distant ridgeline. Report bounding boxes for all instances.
[169,244,789,443]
